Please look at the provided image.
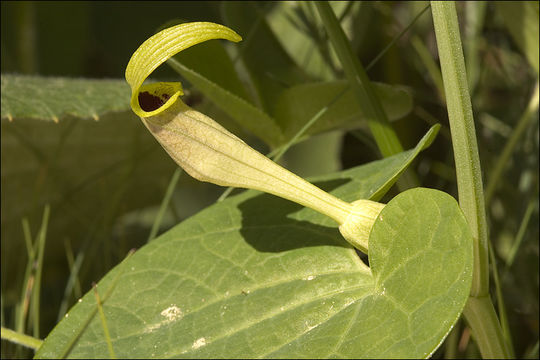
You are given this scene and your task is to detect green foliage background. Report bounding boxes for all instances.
[1,1,538,358]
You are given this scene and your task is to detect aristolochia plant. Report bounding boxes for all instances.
[35,20,474,359]
[125,22,384,253]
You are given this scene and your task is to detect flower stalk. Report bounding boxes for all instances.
[125,22,385,253]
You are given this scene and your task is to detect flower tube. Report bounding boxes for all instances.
[125,22,385,253]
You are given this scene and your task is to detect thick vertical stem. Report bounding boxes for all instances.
[431,2,509,358]
[431,0,488,297]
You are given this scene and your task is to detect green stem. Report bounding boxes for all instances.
[431,0,488,297]
[462,296,510,359]
[431,2,508,358]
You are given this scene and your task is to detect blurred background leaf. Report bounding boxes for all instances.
[221,2,311,115]
[495,1,539,76]
[1,75,130,121]
[273,80,413,139]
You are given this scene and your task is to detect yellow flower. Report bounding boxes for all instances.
[125,22,384,253]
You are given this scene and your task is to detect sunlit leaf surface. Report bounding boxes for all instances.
[36,129,472,358]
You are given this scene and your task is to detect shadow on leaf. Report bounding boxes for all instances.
[238,179,352,253]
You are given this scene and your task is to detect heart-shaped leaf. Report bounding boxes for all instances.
[35,187,471,358]
[36,128,472,358]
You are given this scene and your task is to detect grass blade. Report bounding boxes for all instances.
[366,4,431,71]
[411,36,445,103]
[57,239,84,322]
[488,243,515,357]
[315,1,403,157]
[314,1,418,190]
[31,205,50,339]
[504,200,536,270]
[147,167,182,242]
[485,81,539,205]
[15,218,36,334]
[58,249,135,358]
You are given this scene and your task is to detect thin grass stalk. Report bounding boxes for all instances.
[485,81,539,205]
[147,168,183,242]
[31,205,50,339]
